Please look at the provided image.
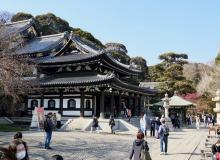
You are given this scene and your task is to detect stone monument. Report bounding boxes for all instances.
[162,93,173,131]
[213,89,220,125]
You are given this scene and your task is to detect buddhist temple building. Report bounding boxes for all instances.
[2,19,156,118]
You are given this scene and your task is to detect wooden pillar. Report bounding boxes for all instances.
[92,95,96,116]
[138,95,141,115]
[100,90,105,118]
[118,93,122,115]
[128,93,132,108]
[134,94,139,116]
[80,89,85,117]
[59,90,63,115]
[110,94,114,114]
[40,94,44,107]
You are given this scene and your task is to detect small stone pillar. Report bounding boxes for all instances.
[212,90,220,125]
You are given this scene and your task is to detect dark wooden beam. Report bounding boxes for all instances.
[80,88,85,117]
[40,94,44,107]
[100,89,105,118]
[59,89,64,115]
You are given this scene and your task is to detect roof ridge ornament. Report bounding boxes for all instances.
[106,71,115,78]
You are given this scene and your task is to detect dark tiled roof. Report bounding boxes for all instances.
[112,78,157,95]
[39,72,114,86]
[38,72,156,95]
[14,32,69,55]
[0,19,33,39]
[71,34,101,54]
[38,51,141,73]
[37,52,98,64]
[103,53,141,73]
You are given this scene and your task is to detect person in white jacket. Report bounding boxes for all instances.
[196,115,200,130]
[140,113,146,136]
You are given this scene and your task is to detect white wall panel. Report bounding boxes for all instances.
[63,111,80,116]
[84,111,92,116]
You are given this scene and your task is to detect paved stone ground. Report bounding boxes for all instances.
[0,128,208,160]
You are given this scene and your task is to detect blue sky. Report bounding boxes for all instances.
[1,0,220,65]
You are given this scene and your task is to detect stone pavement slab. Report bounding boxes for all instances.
[0,128,208,160]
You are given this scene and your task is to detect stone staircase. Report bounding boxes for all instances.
[61,117,92,131]
[0,117,14,124]
[60,117,139,135]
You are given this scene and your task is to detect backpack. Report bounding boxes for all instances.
[44,119,49,132]
[140,141,151,160]
[163,125,169,136]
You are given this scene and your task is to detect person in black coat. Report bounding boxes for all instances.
[44,112,54,149]
[212,140,220,154]
[91,116,99,133]
[150,118,156,137]
[109,115,116,134]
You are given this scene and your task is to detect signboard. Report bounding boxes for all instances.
[30,107,44,129]
[36,107,45,129]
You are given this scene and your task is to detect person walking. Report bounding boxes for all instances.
[212,114,216,126]
[52,113,57,129]
[44,112,54,149]
[140,113,146,136]
[158,118,169,155]
[195,115,200,130]
[13,132,29,160]
[56,111,62,129]
[128,108,132,122]
[143,112,148,136]
[90,116,99,133]
[155,117,161,139]
[150,118,155,137]
[109,115,116,134]
[129,131,151,160]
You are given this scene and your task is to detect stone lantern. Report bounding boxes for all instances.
[162,93,173,131]
[163,93,171,119]
[213,89,220,125]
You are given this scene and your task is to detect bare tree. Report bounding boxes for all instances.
[0,22,36,115]
[0,11,13,23]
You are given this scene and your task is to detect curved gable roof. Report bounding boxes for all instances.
[14,32,69,55]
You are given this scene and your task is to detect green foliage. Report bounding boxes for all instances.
[173,81,196,94]
[72,28,104,48]
[11,12,33,22]
[11,12,104,47]
[197,92,215,113]
[0,124,28,132]
[111,51,130,65]
[163,64,184,81]
[215,52,220,65]
[35,13,70,35]
[130,56,148,80]
[148,64,165,81]
[159,52,188,66]
[149,52,195,95]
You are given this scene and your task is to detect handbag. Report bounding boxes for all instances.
[140,141,152,160]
